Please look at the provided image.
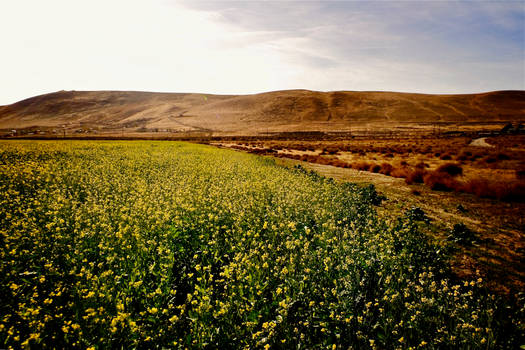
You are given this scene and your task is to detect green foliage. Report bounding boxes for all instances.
[0,141,522,349]
[404,206,431,224]
[355,184,386,206]
[448,223,477,246]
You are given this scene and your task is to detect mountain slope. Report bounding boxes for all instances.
[1,89,524,135]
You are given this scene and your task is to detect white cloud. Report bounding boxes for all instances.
[0,0,300,103]
[0,0,523,104]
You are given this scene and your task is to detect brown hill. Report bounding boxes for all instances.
[1,89,524,136]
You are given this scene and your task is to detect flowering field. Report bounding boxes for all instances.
[0,141,522,349]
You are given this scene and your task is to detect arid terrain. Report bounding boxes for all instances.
[1,89,524,137]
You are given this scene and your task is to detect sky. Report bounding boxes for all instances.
[0,0,524,105]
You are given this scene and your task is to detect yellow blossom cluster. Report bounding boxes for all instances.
[0,141,521,349]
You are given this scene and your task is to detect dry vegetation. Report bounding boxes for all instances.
[215,135,525,202]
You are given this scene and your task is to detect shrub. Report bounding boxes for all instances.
[379,163,393,175]
[436,163,463,177]
[352,162,371,171]
[440,153,452,160]
[423,172,459,191]
[390,167,408,178]
[448,223,477,246]
[359,184,386,205]
[330,159,348,168]
[456,204,467,212]
[456,150,472,161]
[322,147,339,155]
[484,156,497,164]
[370,164,381,173]
[405,206,430,223]
[405,169,427,184]
[496,152,510,160]
[461,179,525,202]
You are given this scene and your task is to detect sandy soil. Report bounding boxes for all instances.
[469,137,495,147]
[1,90,524,136]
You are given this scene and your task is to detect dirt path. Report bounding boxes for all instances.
[469,137,495,147]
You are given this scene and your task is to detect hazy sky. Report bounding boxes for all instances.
[1,0,524,104]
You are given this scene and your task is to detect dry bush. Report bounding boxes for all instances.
[313,156,330,165]
[496,152,510,160]
[471,152,483,161]
[436,163,463,177]
[440,153,453,160]
[370,164,381,173]
[423,172,459,191]
[460,179,491,198]
[504,182,525,202]
[329,159,348,168]
[484,156,497,164]
[321,147,339,155]
[352,162,371,171]
[456,150,471,161]
[405,169,427,184]
[460,179,525,202]
[390,167,408,178]
[415,162,429,169]
[379,163,393,175]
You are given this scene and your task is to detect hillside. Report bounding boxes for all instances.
[1,89,524,136]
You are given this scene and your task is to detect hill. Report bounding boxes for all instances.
[1,89,524,136]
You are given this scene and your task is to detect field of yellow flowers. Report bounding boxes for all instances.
[0,140,522,349]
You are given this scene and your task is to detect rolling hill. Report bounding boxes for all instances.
[1,89,524,136]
